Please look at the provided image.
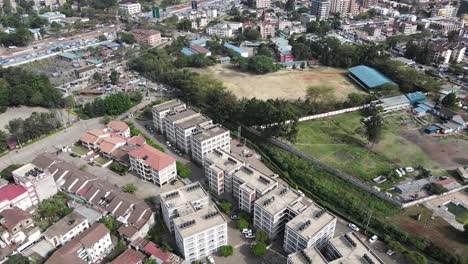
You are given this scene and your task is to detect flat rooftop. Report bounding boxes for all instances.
[176,114,212,130]
[288,232,383,264]
[205,149,244,174]
[173,204,226,237]
[234,166,278,195]
[192,124,229,142]
[152,99,185,112]
[44,211,87,238]
[286,203,335,239]
[255,185,304,215]
[165,109,199,123]
[13,163,50,180]
[160,182,209,212]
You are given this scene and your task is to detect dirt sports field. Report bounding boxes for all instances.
[191,64,364,101]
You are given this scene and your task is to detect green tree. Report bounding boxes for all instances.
[219,245,234,257]
[388,241,404,252]
[237,219,249,230]
[109,70,120,85]
[251,242,267,257]
[124,183,137,193]
[5,254,29,264]
[219,201,233,213]
[119,32,135,44]
[243,55,279,74]
[292,42,310,60]
[93,72,103,82]
[114,240,127,254]
[243,28,261,41]
[255,230,268,243]
[441,93,457,108]
[104,93,132,115]
[363,106,383,148]
[99,216,118,233]
[98,34,107,41]
[0,164,21,182]
[404,251,427,264]
[176,19,192,31]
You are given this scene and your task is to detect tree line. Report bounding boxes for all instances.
[0,67,65,111]
[81,92,142,118]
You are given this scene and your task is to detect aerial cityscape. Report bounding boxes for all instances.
[0,0,466,263]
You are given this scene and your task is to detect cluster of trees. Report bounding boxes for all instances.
[34,192,71,230]
[6,112,62,145]
[404,41,431,65]
[81,92,140,118]
[0,27,33,46]
[238,55,280,74]
[117,32,135,44]
[0,67,65,110]
[174,54,215,68]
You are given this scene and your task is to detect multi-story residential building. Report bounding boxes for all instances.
[0,207,40,246]
[431,4,459,18]
[160,182,210,232]
[431,41,466,64]
[131,29,162,47]
[119,3,141,15]
[44,211,90,247]
[128,144,177,187]
[260,22,276,38]
[164,109,201,147]
[13,163,58,205]
[174,114,212,153]
[45,223,113,264]
[204,149,244,195]
[330,0,350,15]
[106,120,131,138]
[152,99,187,134]
[256,0,272,9]
[287,232,384,264]
[253,185,304,239]
[232,166,278,213]
[396,21,418,35]
[173,205,227,262]
[0,182,33,212]
[206,23,234,38]
[190,124,230,165]
[283,204,336,253]
[311,0,330,20]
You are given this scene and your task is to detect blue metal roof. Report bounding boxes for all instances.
[224,43,247,55]
[218,56,231,62]
[190,38,208,46]
[281,61,307,67]
[181,47,196,56]
[348,65,395,89]
[58,52,79,60]
[405,92,426,104]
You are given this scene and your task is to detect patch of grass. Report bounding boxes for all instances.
[447,203,468,225]
[95,156,110,166]
[71,145,90,156]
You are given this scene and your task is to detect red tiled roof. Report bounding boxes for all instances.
[107,121,130,133]
[436,178,456,186]
[128,144,175,171]
[127,135,146,146]
[110,249,144,264]
[100,136,126,154]
[79,128,107,144]
[190,44,210,54]
[0,207,31,230]
[0,184,27,202]
[143,241,171,262]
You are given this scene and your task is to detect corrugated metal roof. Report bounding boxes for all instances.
[405,92,426,104]
[224,42,247,55]
[181,47,196,56]
[348,65,395,89]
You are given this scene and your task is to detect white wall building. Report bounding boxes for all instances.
[311,0,330,20]
[174,115,212,153]
[204,149,244,196]
[164,109,201,149]
[190,124,230,165]
[13,163,58,205]
[152,99,187,134]
[0,183,33,213]
[128,144,177,187]
[119,3,142,15]
[206,23,234,38]
[44,211,90,247]
[256,0,272,9]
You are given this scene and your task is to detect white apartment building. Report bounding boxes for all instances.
[119,3,142,15]
[160,182,210,232]
[232,166,278,213]
[175,115,212,153]
[206,23,233,38]
[204,149,244,195]
[190,124,230,165]
[253,186,305,239]
[44,211,90,247]
[311,0,331,20]
[260,22,276,38]
[330,0,350,15]
[173,205,227,262]
[128,144,177,187]
[164,109,201,148]
[431,41,466,65]
[283,204,336,253]
[287,232,384,264]
[152,99,186,134]
[13,163,58,205]
[45,223,113,264]
[256,0,272,9]
[0,183,33,212]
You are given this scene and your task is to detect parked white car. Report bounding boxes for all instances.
[405,167,415,173]
[242,229,251,234]
[348,223,360,232]
[207,255,215,264]
[368,235,378,244]
[395,169,402,177]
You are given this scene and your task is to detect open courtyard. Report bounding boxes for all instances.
[190,64,363,101]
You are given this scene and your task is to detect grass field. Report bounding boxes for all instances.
[190,64,363,101]
[389,205,468,259]
[293,111,439,183]
[447,203,468,225]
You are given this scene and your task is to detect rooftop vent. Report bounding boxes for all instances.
[186,184,201,192]
[179,219,196,229]
[315,209,326,218]
[204,211,219,219]
[344,234,357,247]
[165,191,179,199]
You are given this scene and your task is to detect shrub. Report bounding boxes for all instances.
[238,219,249,230]
[251,242,267,257]
[219,245,233,257]
[255,230,268,243]
[219,201,233,213]
[124,184,137,193]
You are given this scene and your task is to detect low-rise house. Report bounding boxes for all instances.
[110,248,144,264]
[0,182,33,212]
[45,223,113,264]
[434,177,462,191]
[0,207,40,246]
[128,144,177,187]
[143,241,184,264]
[44,211,90,247]
[39,12,65,23]
[106,121,131,138]
[274,37,294,62]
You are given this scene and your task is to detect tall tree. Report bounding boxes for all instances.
[363,106,383,148]
[441,93,457,108]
